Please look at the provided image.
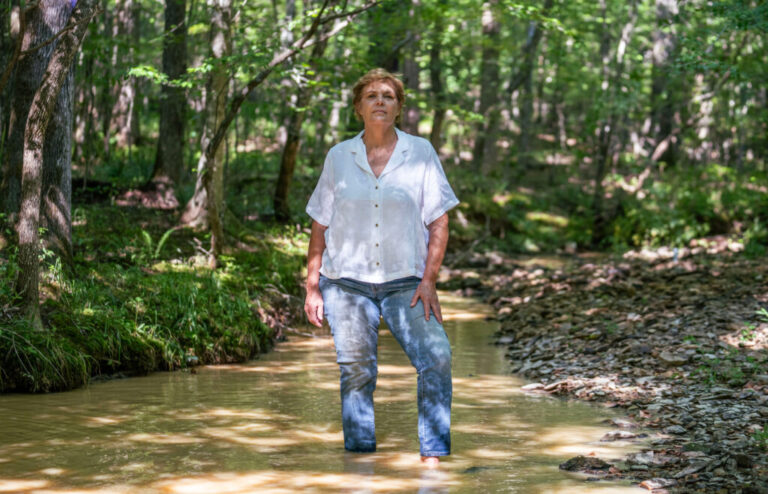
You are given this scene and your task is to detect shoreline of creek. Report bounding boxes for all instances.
[442,242,768,494]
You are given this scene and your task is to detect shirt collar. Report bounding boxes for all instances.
[351,128,410,178]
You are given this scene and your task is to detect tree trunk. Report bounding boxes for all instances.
[504,0,554,174]
[650,0,679,166]
[98,0,113,160]
[472,0,500,171]
[16,0,98,327]
[400,0,420,135]
[0,0,17,166]
[108,0,138,150]
[428,3,446,151]
[591,0,638,245]
[180,0,232,267]
[2,0,75,262]
[148,0,187,198]
[273,34,328,222]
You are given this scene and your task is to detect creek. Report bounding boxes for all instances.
[0,293,644,493]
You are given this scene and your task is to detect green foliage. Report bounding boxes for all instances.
[753,424,768,451]
[130,227,178,265]
[693,348,760,388]
[608,166,768,249]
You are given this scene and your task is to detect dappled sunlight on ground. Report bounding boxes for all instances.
[0,480,50,492]
[154,469,461,494]
[531,425,638,458]
[0,295,646,492]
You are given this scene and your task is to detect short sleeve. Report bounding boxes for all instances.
[306,152,335,226]
[422,145,459,226]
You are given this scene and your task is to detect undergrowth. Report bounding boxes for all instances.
[0,205,306,393]
[448,163,768,254]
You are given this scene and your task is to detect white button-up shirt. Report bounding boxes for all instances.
[306,128,459,283]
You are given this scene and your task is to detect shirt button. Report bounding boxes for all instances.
[376,262,380,266]
[375,185,379,190]
[375,243,379,247]
[375,204,378,208]
[375,223,379,227]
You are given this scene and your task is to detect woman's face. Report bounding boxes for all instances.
[356,80,402,129]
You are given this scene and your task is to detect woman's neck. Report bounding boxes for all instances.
[362,125,397,149]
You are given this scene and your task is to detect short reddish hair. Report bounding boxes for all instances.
[352,68,405,121]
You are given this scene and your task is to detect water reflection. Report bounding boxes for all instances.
[0,293,643,493]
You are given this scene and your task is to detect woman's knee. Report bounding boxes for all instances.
[339,360,377,391]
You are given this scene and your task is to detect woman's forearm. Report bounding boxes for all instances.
[423,213,449,284]
[307,220,328,291]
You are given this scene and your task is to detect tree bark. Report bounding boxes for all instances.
[148,0,187,198]
[2,0,75,262]
[16,0,98,327]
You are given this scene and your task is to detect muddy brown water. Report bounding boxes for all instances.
[0,294,644,493]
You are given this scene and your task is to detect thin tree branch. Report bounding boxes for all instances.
[19,23,75,58]
[320,0,377,24]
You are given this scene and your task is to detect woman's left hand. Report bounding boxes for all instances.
[410,280,443,323]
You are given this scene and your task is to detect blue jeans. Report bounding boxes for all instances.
[319,275,452,457]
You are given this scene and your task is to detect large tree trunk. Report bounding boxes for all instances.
[273,34,328,222]
[16,0,98,327]
[471,0,500,172]
[1,0,75,262]
[148,0,187,200]
[180,0,232,267]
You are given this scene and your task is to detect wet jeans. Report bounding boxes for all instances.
[319,275,452,457]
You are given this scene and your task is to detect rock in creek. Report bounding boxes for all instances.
[601,430,640,441]
[559,455,613,472]
[639,478,677,490]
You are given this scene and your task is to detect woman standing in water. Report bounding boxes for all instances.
[304,68,459,466]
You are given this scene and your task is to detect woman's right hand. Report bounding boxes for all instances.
[304,287,324,327]
[305,221,328,328]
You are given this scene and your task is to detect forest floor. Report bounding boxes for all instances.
[442,242,768,494]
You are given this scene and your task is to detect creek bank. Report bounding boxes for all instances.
[0,204,307,393]
[441,241,768,494]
